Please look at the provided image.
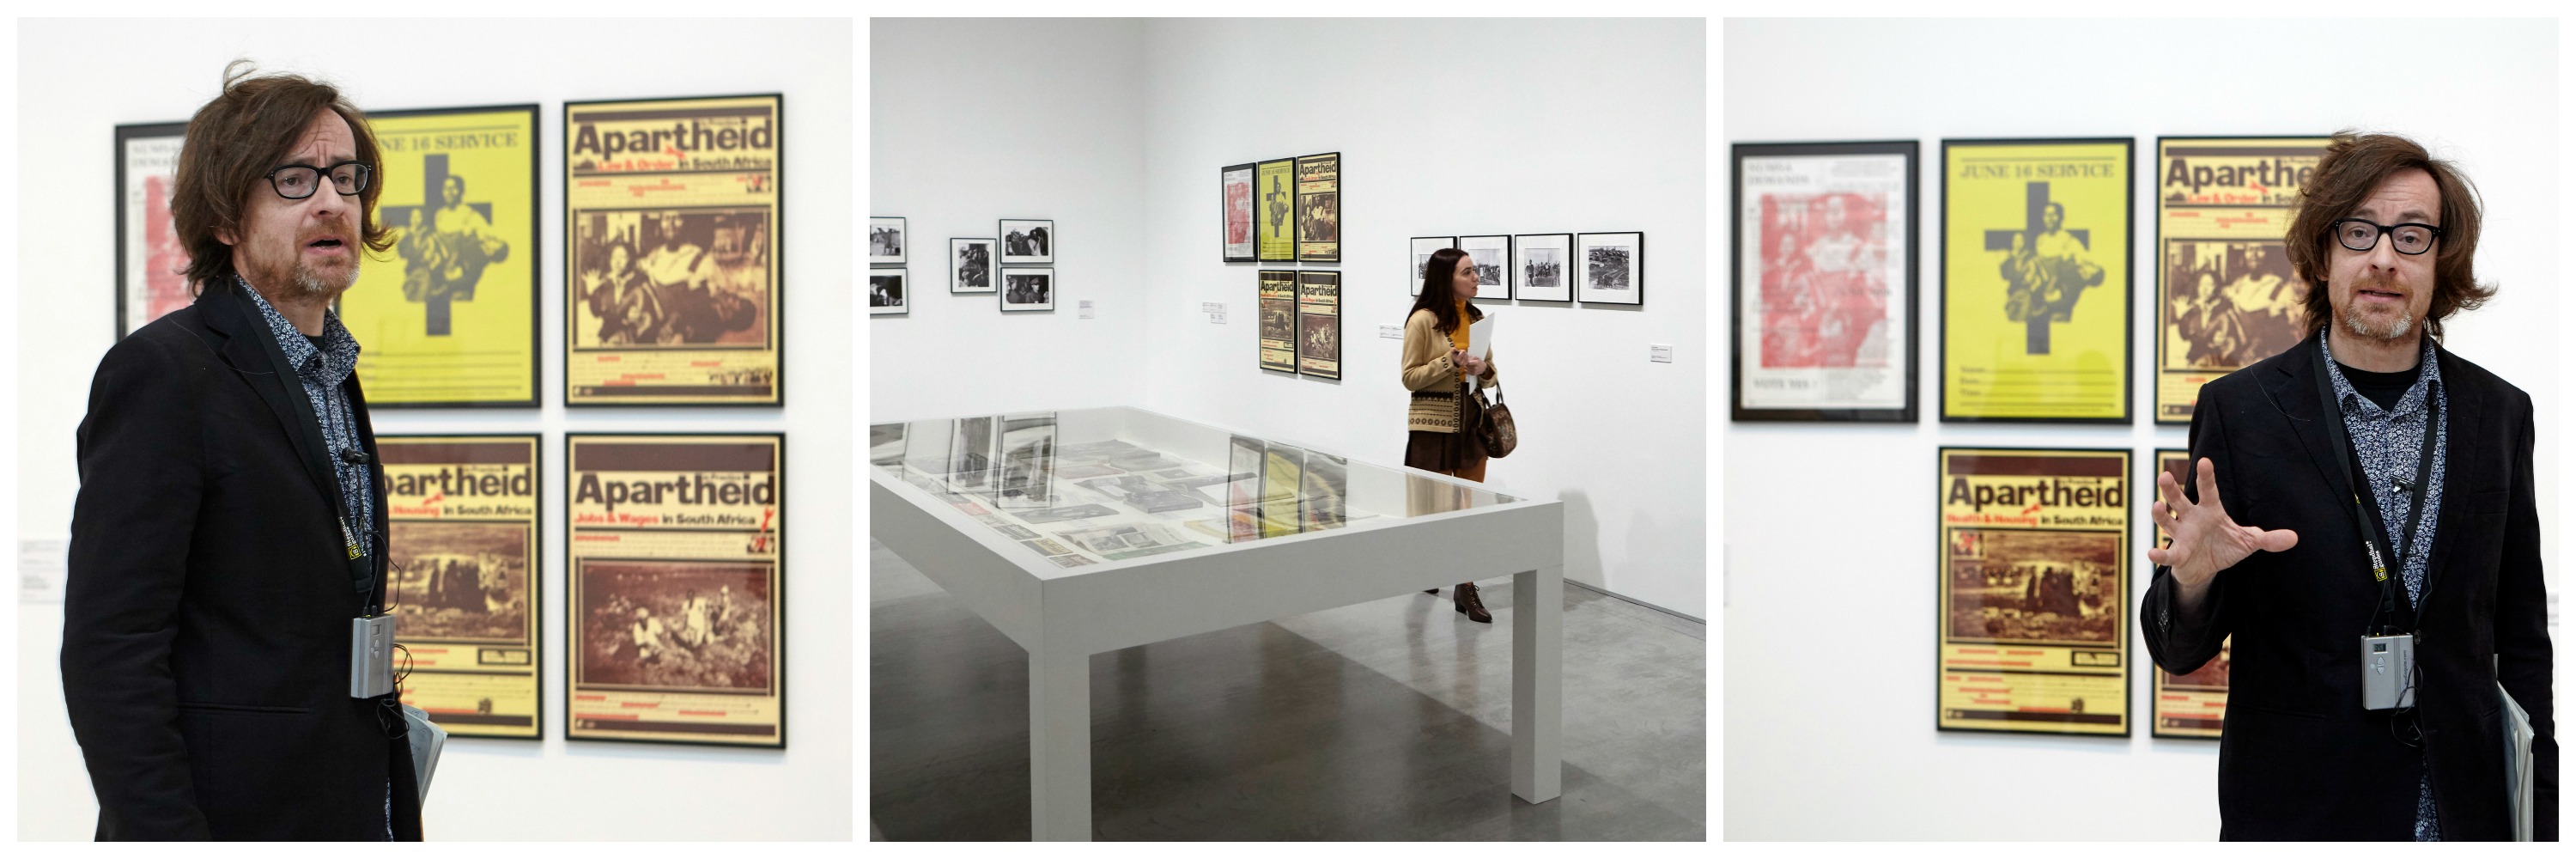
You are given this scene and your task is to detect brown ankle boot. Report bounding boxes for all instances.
[1453,582,1491,624]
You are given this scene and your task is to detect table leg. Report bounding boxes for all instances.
[1030,646,1091,840]
[1511,564,1563,803]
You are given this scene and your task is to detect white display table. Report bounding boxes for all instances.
[869,407,1564,840]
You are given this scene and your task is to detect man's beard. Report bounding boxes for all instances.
[246,253,359,302]
[2337,280,2418,341]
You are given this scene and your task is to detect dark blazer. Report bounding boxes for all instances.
[2143,334,2555,841]
[63,279,420,841]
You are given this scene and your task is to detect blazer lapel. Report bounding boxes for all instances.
[2416,344,2483,622]
[198,281,342,509]
[2264,336,2361,511]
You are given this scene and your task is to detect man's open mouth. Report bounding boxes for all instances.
[307,238,344,249]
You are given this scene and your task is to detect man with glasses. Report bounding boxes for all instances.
[2142,132,2554,840]
[62,64,421,840]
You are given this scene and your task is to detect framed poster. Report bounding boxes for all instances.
[869,216,906,265]
[564,94,782,406]
[1935,447,2130,736]
[1514,233,1571,302]
[1458,235,1510,300]
[949,237,995,294]
[1940,138,2131,423]
[114,121,191,338]
[2150,448,2229,738]
[335,105,540,408]
[1258,270,1297,373]
[380,435,541,739]
[1296,270,1340,379]
[991,412,1060,510]
[999,218,1054,265]
[1001,267,1055,312]
[869,269,908,316]
[1255,157,1297,262]
[2154,137,2327,423]
[1730,140,1918,423]
[1224,435,1264,543]
[1409,236,1455,296]
[1222,161,1255,262]
[1576,232,1644,305]
[1259,443,1303,538]
[566,434,785,747]
[1295,151,1340,263]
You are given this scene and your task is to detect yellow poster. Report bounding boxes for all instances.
[1936,448,2129,735]
[2155,137,2327,423]
[1941,139,2130,422]
[2150,449,2230,738]
[1258,270,1296,373]
[565,94,782,405]
[380,436,540,739]
[1254,157,1296,262]
[567,435,785,746]
[338,106,538,406]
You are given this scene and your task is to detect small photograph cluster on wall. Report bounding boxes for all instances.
[871,216,1057,315]
[1225,152,1341,380]
[1407,232,1645,305]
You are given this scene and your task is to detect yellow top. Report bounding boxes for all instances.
[1449,301,1470,380]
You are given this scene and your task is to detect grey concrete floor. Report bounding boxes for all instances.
[871,539,1705,840]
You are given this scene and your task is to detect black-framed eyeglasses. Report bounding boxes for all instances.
[2330,217,2441,255]
[264,161,374,200]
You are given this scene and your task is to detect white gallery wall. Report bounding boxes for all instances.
[1139,19,1710,616]
[15,18,853,839]
[872,17,1709,617]
[869,19,1150,420]
[1722,18,2558,839]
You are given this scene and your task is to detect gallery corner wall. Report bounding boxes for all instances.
[1721,17,2557,840]
[15,17,853,840]
[868,18,1151,421]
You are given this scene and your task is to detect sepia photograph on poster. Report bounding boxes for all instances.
[337,105,539,407]
[1223,161,1255,262]
[115,121,191,337]
[1295,151,1340,263]
[1935,447,2129,735]
[1259,270,1297,373]
[567,434,785,746]
[565,94,782,406]
[2151,449,2231,738]
[2154,137,2326,423]
[1941,138,2130,423]
[1297,270,1340,379]
[1732,141,1917,422]
[380,436,541,739]
[1255,157,1297,262]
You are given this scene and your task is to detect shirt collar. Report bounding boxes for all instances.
[236,275,361,385]
[2318,329,2441,420]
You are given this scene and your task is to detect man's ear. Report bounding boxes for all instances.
[216,226,238,247]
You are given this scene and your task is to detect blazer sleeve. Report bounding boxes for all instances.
[2493,389,2556,840]
[62,332,210,839]
[1398,311,1458,392]
[2142,388,2238,677]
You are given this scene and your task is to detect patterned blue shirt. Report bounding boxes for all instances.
[238,277,375,559]
[2318,331,2445,841]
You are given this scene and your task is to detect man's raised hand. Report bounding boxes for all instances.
[2147,457,2298,598]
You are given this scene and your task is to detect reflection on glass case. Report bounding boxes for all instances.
[872,407,1518,567]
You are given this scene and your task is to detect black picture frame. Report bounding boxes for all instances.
[870,268,908,316]
[1294,151,1340,264]
[1512,233,1574,302]
[2150,135,2330,426]
[949,237,996,294]
[378,433,546,740]
[1001,266,1055,313]
[999,218,1054,265]
[114,120,191,338]
[1295,270,1341,380]
[1937,137,2134,425]
[347,103,546,410]
[1458,235,1511,301]
[1729,140,1921,423]
[1222,161,1256,263]
[870,216,907,265]
[1575,232,1645,306]
[1930,445,2134,739]
[1408,235,1455,296]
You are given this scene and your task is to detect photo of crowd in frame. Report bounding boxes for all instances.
[870,216,908,316]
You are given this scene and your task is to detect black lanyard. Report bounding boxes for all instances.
[2310,339,2439,634]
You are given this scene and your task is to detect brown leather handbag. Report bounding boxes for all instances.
[1470,382,1517,458]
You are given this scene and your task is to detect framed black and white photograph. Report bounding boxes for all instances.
[1731,140,1919,423]
[1409,236,1455,296]
[1514,233,1573,302]
[870,216,907,265]
[1001,267,1056,312]
[870,268,908,316]
[999,218,1054,265]
[1222,162,1255,263]
[950,237,995,294]
[1576,231,1645,306]
[1458,235,1511,301]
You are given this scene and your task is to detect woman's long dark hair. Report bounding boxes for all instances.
[1406,247,1475,332]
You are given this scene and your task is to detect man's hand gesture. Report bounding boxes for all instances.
[2148,457,2298,606]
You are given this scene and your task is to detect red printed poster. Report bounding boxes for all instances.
[1736,148,1911,414]
[119,125,194,335]
[1222,162,1255,262]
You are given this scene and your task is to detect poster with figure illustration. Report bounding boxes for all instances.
[1936,447,2129,735]
[1732,140,1917,422]
[115,122,191,338]
[2154,137,2329,423]
[380,436,541,739]
[1941,138,2130,423]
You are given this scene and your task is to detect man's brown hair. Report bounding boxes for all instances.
[2286,131,2492,338]
[172,60,392,292]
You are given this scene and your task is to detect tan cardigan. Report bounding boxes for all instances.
[1399,307,1499,433]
